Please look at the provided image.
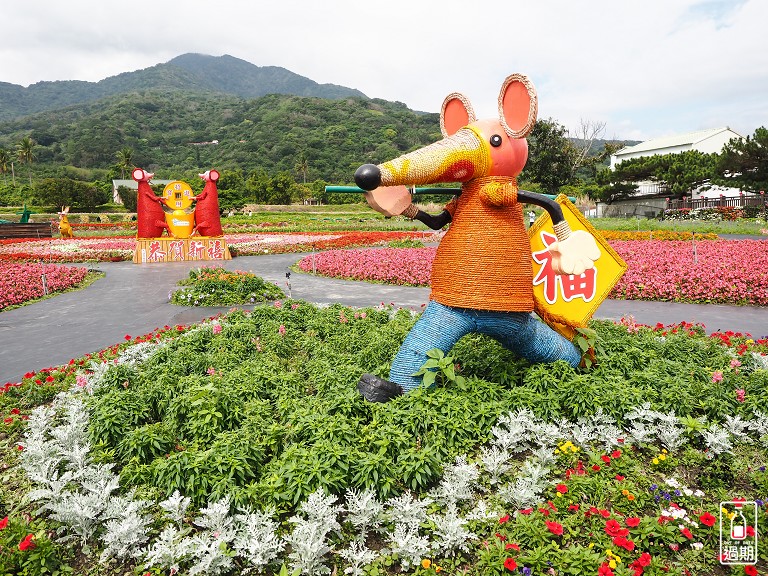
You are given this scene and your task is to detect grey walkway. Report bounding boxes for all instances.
[2,253,767,384]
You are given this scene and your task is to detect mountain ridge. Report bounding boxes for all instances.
[0,53,368,121]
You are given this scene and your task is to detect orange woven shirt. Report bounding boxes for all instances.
[430,177,534,312]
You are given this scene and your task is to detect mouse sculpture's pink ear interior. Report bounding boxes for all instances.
[498,73,538,139]
[440,93,476,137]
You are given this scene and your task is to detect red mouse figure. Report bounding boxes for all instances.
[193,169,223,237]
[133,168,170,238]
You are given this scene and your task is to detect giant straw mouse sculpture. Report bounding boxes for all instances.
[354,74,600,402]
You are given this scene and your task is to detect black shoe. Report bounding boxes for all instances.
[357,374,403,403]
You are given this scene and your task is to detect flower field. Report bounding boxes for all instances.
[0,231,433,263]
[1,306,768,575]
[0,263,90,311]
[298,239,768,306]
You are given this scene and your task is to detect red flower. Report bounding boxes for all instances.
[598,564,615,576]
[18,533,36,551]
[10,408,20,415]
[612,535,635,551]
[746,525,756,537]
[568,504,580,512]
[625,517,641,528]
[744,566,757,576]
[499,514,510,524]
[519,508,533,515]
[605,519,629,537]
[124,334,131,340]
[538,507,550,516]
[592,464,601,471]
[599,509,611,518]
[503,557,518,571]
[611,450,622,458]
[495,532,507,541]
[601,455,612,464]
[0,516,8,530]
[505,542,520,551]
[615,474,625,481]
[556,483,568,494]
[636,552,652,567]
[699,512,716,527]
[45,375,54,383]
[680,527,693,539]
[545,520,564,536]
[669,543,680,551]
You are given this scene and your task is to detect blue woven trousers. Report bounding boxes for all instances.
[389,301,581,392]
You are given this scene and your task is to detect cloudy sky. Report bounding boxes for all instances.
[2,0,765,141]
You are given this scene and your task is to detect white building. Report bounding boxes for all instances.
[610,127,742,170]
[595,127,747,216]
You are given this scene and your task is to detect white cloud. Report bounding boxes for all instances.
[1,0,766,140]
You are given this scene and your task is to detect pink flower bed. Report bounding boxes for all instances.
[297,239,768,306]
[610,239,768,305]
[0,263,89,310]
[297,248,432,285]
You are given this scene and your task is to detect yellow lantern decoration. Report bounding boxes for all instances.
[529,194,627,339]
[161,181,196,239]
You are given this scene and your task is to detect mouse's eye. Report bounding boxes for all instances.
[490,134,503,147]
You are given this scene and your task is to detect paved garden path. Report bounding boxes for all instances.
[2,253,767,384]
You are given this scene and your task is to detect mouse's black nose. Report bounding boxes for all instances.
[354,164,382,191]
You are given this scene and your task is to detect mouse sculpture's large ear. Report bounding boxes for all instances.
[498,73,537,139]
[440,92,476,137]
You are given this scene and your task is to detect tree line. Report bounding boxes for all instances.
[0,89,763,210]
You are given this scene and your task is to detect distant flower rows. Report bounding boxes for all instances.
[299,239,768,306]
[0,231,432,262]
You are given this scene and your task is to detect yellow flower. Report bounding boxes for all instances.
[421,559,431,569]
[588,543,595,549]
[435,567,442,573]
[609,560,617,569]
[605,549,613,557]
[614,555,622,563]
[747,339,754,344]
[621,489,629,496]
[661,448,668,454]
[652,458,659,465]
[659,454,667,461]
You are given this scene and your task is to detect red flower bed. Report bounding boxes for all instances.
[297,239,768,306]
[0,263,89,310]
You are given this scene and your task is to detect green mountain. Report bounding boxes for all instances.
[0,53,368,122]
[0,90,442,185]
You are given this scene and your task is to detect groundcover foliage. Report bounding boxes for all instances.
[5,303,768,574]
[81,304,765,509]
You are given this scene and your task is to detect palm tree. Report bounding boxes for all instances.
[295,154,309,185]
[116,147,134,179]
[16,137,36,186]
[0,148,9,185]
